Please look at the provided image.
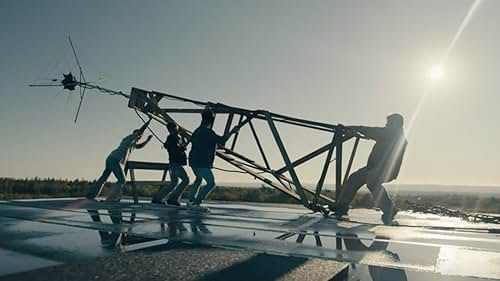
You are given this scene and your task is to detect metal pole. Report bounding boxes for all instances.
[275,142,335,175]
[130,169,138,204]
[249,120,271,170]
[312,133,337,207]
[335,127,343,199]
[231,115,244,150]
[265,112,310,207]
[223,113,234,136]
[343,137,360,186]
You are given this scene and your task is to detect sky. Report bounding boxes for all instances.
[1,0,499,187]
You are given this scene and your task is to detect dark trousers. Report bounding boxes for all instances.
[86,156,125,199]
[152,163,190,202]
[336,166,396,215]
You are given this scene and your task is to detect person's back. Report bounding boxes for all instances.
[187,109,230,211]
[351,114,407,182]
[165,133,187,165]
[367,126,407,182]
[109,133,139,163]
[189,126,224,168]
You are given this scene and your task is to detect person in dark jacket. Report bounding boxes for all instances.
[187,109,236,211]
[333,113,407,224]
[151,122,189,205]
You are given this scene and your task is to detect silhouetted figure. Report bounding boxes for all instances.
[86,120,152,202]
[334,113,407,225]
[151,122,190,205]
[187,109,237,211]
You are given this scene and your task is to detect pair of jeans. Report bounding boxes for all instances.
[86,155,125,199]
[335,166,396,216]
[152,163,190,202]
[189,167,215,205]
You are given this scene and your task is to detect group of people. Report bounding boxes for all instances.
[86,109,233,211]
[85,109,407,223]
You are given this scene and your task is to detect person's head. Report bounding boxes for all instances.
[386,113,404,128]
[201,109,215,126]
[166,122,179,134]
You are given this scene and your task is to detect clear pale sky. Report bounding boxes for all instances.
[1,0,499,186]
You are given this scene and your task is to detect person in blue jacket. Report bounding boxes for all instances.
[187,109,238,211]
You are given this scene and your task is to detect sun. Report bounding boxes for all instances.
[428,65,444,81]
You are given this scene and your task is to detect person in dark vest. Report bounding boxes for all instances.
[151,122,189,205]
[333,113,407,224]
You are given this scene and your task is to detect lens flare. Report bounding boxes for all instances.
[406,0,482,138]
[428,65,444,81]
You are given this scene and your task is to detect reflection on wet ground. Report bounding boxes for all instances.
[0,198,499,280]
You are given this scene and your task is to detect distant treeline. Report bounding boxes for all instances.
[1,177,499,213]
[0,177,89,198]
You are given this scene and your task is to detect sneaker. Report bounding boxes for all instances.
[189,204,210,212]
[185,201,195,208]
[151,200,165,205]
[335,212,349,221]
[329,203,348,219]
[166,200,181,206]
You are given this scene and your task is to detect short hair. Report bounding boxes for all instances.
[166,122,178,131]
[201,109,215,124]
[387,113,404,127]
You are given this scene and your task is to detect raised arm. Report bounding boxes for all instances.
[135,135,153,149]
[223,126,241,144]
[349,126,386,140]
[136,119,152,135]
[180,137,189,150]
[212,131,227,146]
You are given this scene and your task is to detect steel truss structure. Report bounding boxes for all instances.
[31,75,366,214]
[127,88,366,215]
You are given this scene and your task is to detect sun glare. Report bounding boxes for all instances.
[428,65,445,81]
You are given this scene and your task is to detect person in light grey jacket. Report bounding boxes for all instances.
[86,120,152,202]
